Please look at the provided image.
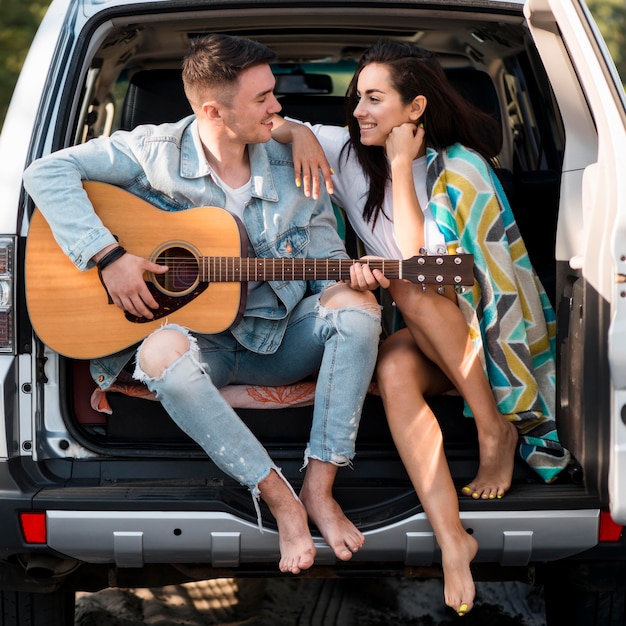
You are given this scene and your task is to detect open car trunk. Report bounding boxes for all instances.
[22,0,596,578]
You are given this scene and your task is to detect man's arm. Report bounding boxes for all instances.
[23,138,167,319]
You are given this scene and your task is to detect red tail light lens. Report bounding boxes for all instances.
[599,510,623,542]
[19,512,47,544]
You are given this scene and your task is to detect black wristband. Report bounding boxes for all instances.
[96,246,127,271]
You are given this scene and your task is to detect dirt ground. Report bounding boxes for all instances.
[74,577,547,625]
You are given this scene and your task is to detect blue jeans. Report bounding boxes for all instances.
[134,292,380,498]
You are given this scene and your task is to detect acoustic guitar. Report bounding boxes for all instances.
[25,182,474,359]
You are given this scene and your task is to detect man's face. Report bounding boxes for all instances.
[219,64,282,144]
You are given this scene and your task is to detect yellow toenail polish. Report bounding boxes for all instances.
[489,494,496,499]
[458,603,468,616]
[497,495,503,499]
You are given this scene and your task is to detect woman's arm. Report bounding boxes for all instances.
[386,123,427,258]
[272,115,334,199]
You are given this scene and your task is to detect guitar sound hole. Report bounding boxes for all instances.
[154,246,199,294]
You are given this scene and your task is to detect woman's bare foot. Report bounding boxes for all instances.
[462,417,518,500]
[440,528,479,615]
[259,469,316,574]
[300,459,364,561]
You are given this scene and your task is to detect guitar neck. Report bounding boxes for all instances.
[201,257,393,282]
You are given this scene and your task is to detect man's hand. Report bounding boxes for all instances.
[98,252,167,319]
[348,256,390,291]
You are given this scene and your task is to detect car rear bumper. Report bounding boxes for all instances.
[43,507,599,568]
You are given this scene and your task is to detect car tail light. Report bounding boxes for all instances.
[599,510,623,542]
[0,238,15,353]
[19,512,47,544]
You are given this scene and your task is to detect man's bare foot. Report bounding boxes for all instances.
[276,499,317,574]
[299,459,364,561]
[440,528,478,615]
[462,417,518,500]
[259,469,316,574]
[300,485,364,561]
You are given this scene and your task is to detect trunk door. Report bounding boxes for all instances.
[525,0,626,520]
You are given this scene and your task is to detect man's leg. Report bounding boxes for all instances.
[301,284,381,559]
[134,324,316,574]
[229,287,381,561]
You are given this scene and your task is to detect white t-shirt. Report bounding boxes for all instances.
[210,171,261,292]
[295,122,446,258]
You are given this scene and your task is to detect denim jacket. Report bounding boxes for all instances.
[23,116,348,388]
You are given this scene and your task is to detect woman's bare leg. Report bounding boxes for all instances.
[390,282,518,500]
[377,329,477,615]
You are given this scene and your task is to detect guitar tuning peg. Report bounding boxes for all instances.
[419,247,428,255]
[436,257,443,264]
[454,257,462,264]
[454,275,462,283]
[455,286,466,294]
[437,286,445,295]
[418,274,425,282]
[436,246,447,255]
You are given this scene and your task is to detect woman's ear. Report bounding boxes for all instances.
[409,95,427,122]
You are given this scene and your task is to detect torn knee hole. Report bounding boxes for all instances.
[136,326,194,379]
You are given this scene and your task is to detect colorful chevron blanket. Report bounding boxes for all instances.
[426,143,570,482]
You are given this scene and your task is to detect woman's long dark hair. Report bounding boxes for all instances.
[344,40,500,226]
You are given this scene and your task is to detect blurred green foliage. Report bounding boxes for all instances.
[588,0,626,83]
[0,0,49,130]
[0,0,625,132]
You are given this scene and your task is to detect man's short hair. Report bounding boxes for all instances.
[182,34,277,107]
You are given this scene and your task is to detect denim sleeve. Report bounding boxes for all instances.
[306,188,350,295]
[23,130,147,270]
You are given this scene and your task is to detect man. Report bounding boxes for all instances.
[23,34,381,574]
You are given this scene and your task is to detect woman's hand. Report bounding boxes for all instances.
[347,256,391,291]
[385,122,426,165]
[272,116,334,199]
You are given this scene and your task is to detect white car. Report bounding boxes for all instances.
[0,0,624,624]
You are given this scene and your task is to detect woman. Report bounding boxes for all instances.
[273,40,569,615]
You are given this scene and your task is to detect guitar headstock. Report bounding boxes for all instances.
[402,254,474,286]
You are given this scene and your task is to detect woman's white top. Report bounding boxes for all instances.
[296,122,446,259]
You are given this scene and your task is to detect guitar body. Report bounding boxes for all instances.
[26,182,474,359]
[25,182,246,359]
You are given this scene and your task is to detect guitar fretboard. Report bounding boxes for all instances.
[201,257,400,282]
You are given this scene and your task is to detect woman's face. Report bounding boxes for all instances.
[353,63,416,146]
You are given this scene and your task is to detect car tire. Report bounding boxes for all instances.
[543,562,626,626]
[0,590,75,626]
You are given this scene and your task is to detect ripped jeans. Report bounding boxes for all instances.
[134,292,381,497]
